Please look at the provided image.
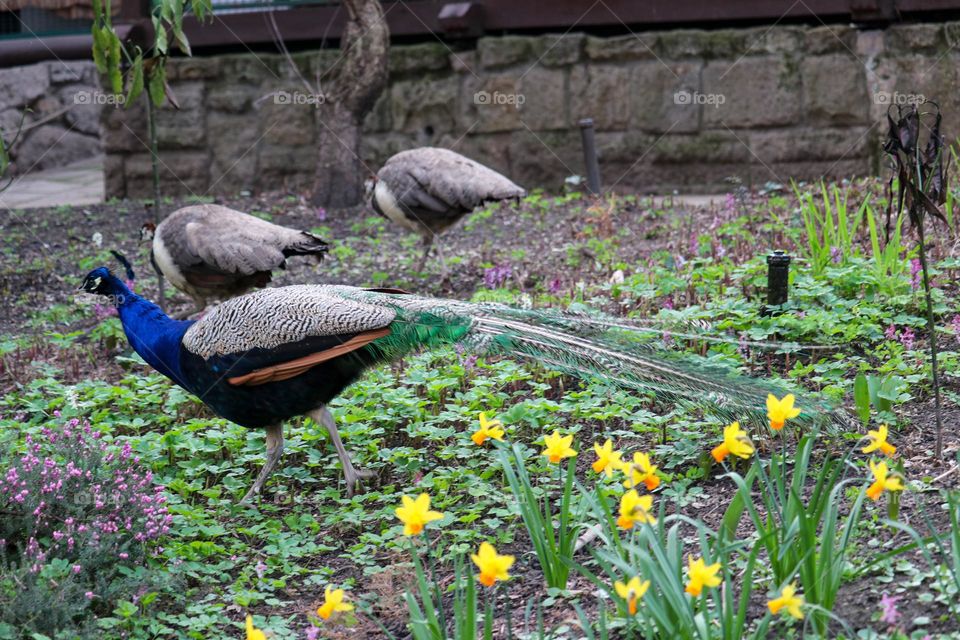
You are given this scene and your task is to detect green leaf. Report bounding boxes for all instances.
[853,373,870,427]
[91,29,107,73]
[148,64,167,108]
[115,600,138,618]
[125,53,144,105]
[108,32,123,94]
[191,0,212,20]
[153,15,168,55]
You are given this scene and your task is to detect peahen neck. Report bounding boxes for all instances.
[104,277,194,389]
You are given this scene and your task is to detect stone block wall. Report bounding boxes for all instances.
[1,60,102,175]
[101,21,960,198]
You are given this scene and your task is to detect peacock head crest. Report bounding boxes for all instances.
[79,267,122,297]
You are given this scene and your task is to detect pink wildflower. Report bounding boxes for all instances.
[879,592,901,625]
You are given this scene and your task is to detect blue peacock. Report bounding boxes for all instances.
[81,266,835,502]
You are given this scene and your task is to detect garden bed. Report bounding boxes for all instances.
[1,182,960,639]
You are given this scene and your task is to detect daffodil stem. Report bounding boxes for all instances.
[421,533,448,634]
[484,584,495,640]
[753,455,782,526]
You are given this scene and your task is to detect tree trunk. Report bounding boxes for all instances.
[312,0,389,208]
[314,101,364,209]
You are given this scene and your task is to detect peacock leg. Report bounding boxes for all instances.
[309,406,375,498]
[434,238,450,279]
[240,423,284,503]
[416,234,434,272]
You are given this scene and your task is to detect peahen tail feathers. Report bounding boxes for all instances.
[347,289,845,430]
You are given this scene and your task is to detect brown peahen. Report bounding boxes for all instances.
[141,204,329,317]
[369,147,526,271]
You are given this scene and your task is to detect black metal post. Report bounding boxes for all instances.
[578,118,601,195]
[766,250,791,307]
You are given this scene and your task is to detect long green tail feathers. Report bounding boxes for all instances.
[357,290,845,430]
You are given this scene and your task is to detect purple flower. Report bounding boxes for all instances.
[547,277,563,294]
[723,193,736,215]
[255,560,267,579]
[885,324,898,341]
[879,592,901,625]
[305,625,321,640]
[483,264,512,289]
[85,591,95,600]
[910,258,922,290]
[900,327,915,351]
[454,343,478,371]
[831,246,842,264]
[316,207,327,222]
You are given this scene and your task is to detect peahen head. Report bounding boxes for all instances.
[139,222,156,243]
[79,267,129,304]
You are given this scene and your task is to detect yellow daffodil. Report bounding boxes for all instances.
[622,451,660,491]
[592,439,622,477]
[767,393,801,431]
[395,493,444,536]
[246,615,266,640]
[542,430,577,464]
[866,460,904,501]
[768,582,804,619]
[685,555,722,596]
[711,422,754,463]
[614,575,650,615]
[862,424,896,457]
[317,585,354,620]
[472,412,505,446]
[616,489,656,529]
[471,542,515,587]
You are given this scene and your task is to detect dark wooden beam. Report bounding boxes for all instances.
[175,0,880,51]
[0,24,140,66]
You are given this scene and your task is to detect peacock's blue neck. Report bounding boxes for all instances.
[108,280,194,390]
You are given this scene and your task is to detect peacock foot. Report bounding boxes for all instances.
[342,465,377,498]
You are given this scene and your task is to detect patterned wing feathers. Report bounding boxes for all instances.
[182,285,397,358]
[227,327,391,386]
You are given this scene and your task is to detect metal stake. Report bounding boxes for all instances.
[578,118,601,195]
